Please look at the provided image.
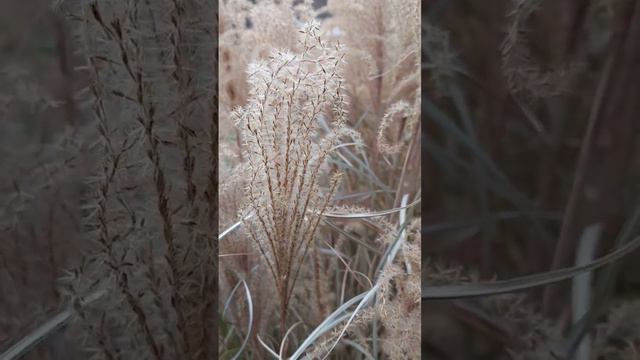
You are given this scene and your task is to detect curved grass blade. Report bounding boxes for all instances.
[222,280,254,360]
[321,284,381,360]
[220,198,419,241]
[257,335,281,359]
[422,235,640,299]
[279,322,302,358]
[321,198,420,218]
[559,206,640,358]
[0,290,106,360]
[290,195,411,359]
[571,223,601,360]
[289,291,368,359]
[219,214,253,240]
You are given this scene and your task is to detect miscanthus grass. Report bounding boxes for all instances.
[219,0,421,358]
[422,0,640,358]
[231,21,348,338]
[1,0,420,359]
[3,0,218,359]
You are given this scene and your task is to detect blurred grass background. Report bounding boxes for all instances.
[0,1,89,359]
[423,0,640,358]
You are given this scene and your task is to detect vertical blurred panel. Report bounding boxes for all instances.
[1,1,219,359]
[423,0,640,359]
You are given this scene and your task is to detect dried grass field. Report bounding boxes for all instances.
[423,0,640,359]
[218,0,420,358]
[3,0,640,359]
[1,0,420,359]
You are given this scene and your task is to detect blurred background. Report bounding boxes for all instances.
[2,0,220,356]
[0,1,90,359]
[423,0,640,359]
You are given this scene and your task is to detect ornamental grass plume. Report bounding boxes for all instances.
[231,20,349,337]
[218,1,421,358]
[60,0,219,359]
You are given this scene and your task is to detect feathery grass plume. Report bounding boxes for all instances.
[219,162,278,358]
[299,209,421,359]
[422,21,457,96]
[219,0,320,166]
[422,261,561,359]
[57,0,218,358]
[501,0,581,99]
[325,0,421,211]
[232,20,348,336]
[592,300,640,360]
[326,0,420,116]
[377,100,419,155]
[0,5,92,355]
[218,1,420,358]
[370,218,421,359]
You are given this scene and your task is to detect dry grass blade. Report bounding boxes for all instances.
[220,199,420,242]
[222,280,253,360]
[0,290,107,360]
[561,206,640,357]
[279,322,302,358]
[257,334,281,359]
[321,198,421,218]
[571,223,602,360]
[219,214,254,240]
[290,194,411,359]
[422,235,640,299]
